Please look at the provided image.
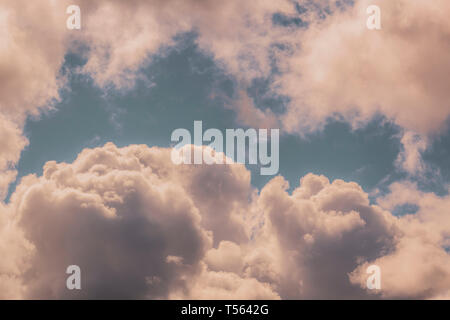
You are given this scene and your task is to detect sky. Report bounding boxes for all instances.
[14,38,405,195]
[0,0,450,299]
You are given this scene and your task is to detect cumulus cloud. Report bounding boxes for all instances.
[170,263,280,300]
[0,202,34,299]
[350,237,450,299]
[272,0,450,173]
[4,143,255,298]
[350,181,450,298]
[2,0,450,299]
[278,0,450,136]
[1,144,448,299]
[245,174,399,299]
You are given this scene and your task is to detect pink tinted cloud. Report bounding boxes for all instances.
[1,144,448,299]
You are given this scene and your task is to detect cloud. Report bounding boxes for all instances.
[377,181,450,239]
[395,131,428,175]
[278,0,450,137]
[350,237,450,299]
[70,0,450,174]
[171,263,280,300]
[350,181,450,298]
[0,0,71,197]
[0,0,293,196]
[2,144,449,299]
[245,174,399,298]
[0,115,28,200]
[4,1,450,122]
[2,1,450,299]
[3,0,449,186]
[0,0,68,121]
[0,202,34,299]
[5,143,254,298]
[74,0,295,88]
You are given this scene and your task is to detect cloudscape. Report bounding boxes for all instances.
[0,0,449,299]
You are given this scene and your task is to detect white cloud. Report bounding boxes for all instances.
[3,0,449,187]
[0,115,28,200]
[0,0,68,121]
[277,0,450,137]
[1,144,449,299]
[0,0,71,198]
[2,0,450,299]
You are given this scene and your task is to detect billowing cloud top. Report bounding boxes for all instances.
[1,0,450,299]
[0,144,449,299]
